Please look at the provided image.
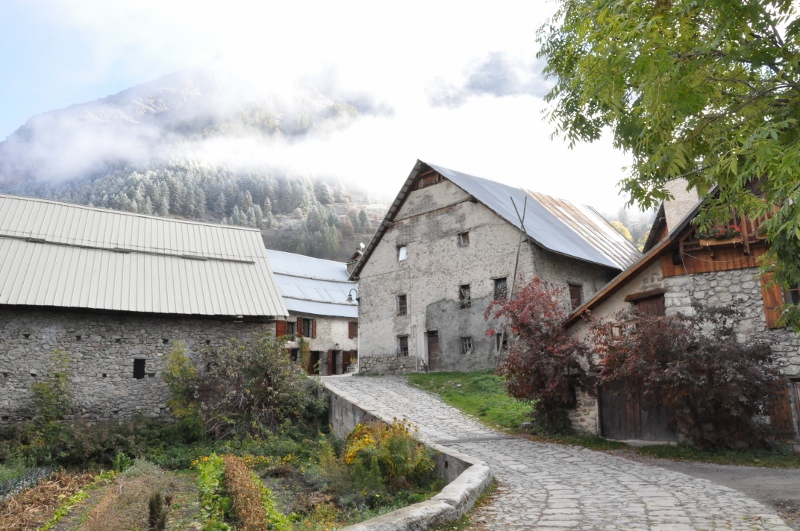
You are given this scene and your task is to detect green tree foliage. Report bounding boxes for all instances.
[610,221,633,243]
[31,350,73,424]
[540,0,800,324]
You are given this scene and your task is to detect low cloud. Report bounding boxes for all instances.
[0,62,394,184]
[428,52,552,108]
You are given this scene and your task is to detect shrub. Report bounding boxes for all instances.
[590,305,784,449]
[148,491,168,530]
[164,334,328,439]
[223,454,290,531]
[485,277,590,433]
[31,350,73,424]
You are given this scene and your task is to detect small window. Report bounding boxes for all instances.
[285,322,296,339]
[348,321,358,339]
[494,277,508,300]
[418,172,441,189]
[461,337,473,355]
[397,245,408,261]
[495,333,508,351]
[133,359,145,380]
[397,336,409,357]
[787,284,800,305]
[396,294,408,316]
[459,284,471,308]
[290,349,300,363]
[301,318,315,338]
[568,284,583,310]
[457,231,470,247]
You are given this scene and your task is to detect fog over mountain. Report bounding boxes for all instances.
[0,63,392,185]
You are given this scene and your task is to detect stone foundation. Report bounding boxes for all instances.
[358,354,426,375]
[568,390,598,435]
[0,307,270,424]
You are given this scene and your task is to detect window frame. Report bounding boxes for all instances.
[397,335,410,357]
[397,245,408,262]
[568,284,583,310]
[133,359,146,380]
[493,277,508,300]
[458,284,471,308]
[457,231,470,247]
[285,321,296,339]
[396,294,408,316]
[461,336,473,355]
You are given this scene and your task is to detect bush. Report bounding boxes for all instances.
[486,277,590,433]
[223,454,290,531]
[164,334,328,439]
[590,305,783,449]
[196,453,231,530]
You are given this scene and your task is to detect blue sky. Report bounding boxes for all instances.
[0,0,636,212]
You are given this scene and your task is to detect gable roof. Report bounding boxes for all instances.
[0,194,287,318]
[350,160,641,279]
[565,194,706,327]
[266,249,357,319]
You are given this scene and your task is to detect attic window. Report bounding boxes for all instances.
[459,285,471,308]
[418,172,441,189]
[457,232,470,247]
[568,284,583,310]
[133,359,145,380]
[397,246,407,261]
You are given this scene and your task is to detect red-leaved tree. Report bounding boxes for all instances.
[485,277,590,433]
[590,305,783,449]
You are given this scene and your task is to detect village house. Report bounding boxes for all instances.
[0,194,287,423]
[350,160,641,374]
[267,250,358,376]
[566,181,800,442]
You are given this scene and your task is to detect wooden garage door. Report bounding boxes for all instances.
[600,380,678,441]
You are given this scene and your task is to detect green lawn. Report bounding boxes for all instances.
[406,370,532,432]
[407,370,800,468]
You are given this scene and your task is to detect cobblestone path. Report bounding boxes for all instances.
[322,375,792,531]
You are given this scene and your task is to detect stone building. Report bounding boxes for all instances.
[566,182,800,441]
[267,250,358,376]
[350,160,641,374]
[0,194,287,423]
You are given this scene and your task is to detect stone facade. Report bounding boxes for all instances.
[357,179,620,374]
[277,312,358,375]
[0,307,271,424]
[568,264,800,437]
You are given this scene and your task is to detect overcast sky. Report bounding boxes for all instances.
[0,0,637,213]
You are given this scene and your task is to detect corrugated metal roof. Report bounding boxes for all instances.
[0,194,287,318]
[428,164,641,270]
[351,161,641,279]
[266,250,358,318]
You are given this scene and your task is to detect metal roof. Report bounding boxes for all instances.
[0,194,287,318]
[351,160,641,278]
[266,250,358,318]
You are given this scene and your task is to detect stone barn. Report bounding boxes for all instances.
[566,181,800,441]
[350,160,641,374]
[266,250,358,376]
[0,194,287,423]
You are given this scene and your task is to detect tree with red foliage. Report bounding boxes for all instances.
[590,305,783,449]
[485,277,590,433]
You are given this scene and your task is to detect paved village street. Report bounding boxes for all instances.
[322,375,793,531]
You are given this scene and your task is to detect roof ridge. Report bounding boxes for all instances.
[0,193,262,233]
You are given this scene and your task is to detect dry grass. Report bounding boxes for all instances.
[0,471,94,531]
[73,462,199,531]
[224,454,268,531]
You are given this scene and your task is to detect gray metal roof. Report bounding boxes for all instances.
[351,161,641,278]
[266,250,358,319]
[0,194,288,318]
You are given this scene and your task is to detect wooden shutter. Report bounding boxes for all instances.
[297,316,304,337]
[770,384,796,436]
[311,319,317,338]
[760,273,784,329]
[348,322,357,339]
[342,350,351,373]
[634,294,665,317]
[276,320,287,337]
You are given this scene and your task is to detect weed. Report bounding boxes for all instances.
[148,491,168,530]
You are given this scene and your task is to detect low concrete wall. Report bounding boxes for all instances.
[326,384,493,530]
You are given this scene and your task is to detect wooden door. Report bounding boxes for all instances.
[307,351,320,375]
[342,351,351,374]
[327,350,335,376]
[426,331,440,371]
[634,294,665,317]
[770,384,797,437]
[600,380,677,441]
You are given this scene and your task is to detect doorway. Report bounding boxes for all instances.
[426,331,440,371]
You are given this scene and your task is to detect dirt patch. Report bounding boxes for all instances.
[0,471,95,531]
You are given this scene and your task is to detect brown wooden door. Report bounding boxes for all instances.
[770,384,797,436]
[426,331,440,371]
[600,380,678,441]
[327,350,334,376]
[341,351,351,374]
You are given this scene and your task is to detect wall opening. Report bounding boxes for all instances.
[457,231,470,247]
[22,333,30,339]
[461,337,473,355]
[162,338,169,344]
[568,284,583,309]
[397,245,408,261]
[133,359,146,379]
[397,336,409,357]
[459,285,471,308]
[75,335,82,341]
[396,294,408,316]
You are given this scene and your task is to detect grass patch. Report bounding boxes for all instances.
[406,371,531,432]
[634,442,800,468]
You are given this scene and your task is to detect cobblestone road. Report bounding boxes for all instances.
[322,375,792,531]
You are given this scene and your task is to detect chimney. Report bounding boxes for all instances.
[663,179,699,232]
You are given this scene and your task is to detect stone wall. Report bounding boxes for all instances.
[356,179,620,374]
[0,307,270,424]
[568,390,598,435]
[357,354,423,375]
[278,312,358,375]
